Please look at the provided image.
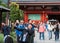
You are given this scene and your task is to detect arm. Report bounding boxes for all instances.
[1,27,4,33]
[14,26,26,31]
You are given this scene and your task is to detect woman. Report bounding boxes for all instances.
[38,22,46,40]
[47,22,54,40]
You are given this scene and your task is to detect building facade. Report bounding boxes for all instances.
[10,0,60,23]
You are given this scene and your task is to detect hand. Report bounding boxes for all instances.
[25,27,28,30]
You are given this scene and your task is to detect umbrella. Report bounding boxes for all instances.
[48,19,58,22]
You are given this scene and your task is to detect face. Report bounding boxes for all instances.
[32,21,35,24]
[20,20,24,24]
[28,24,32,29]
[39,21,40,24]
[2,23,5,26]
[40,22,43,24]
[16,20,19,24]
[29,20,32,24]
[50,22,51,24]
[47,21,49,24]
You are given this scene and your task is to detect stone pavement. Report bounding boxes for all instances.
[34,30,60,43]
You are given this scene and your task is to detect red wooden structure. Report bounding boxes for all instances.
[10,0,60,23]
[17,2,60,23]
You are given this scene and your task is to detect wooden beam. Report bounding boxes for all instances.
[17,2,60,5]
[46,11,60,14]
[25,10,60,14]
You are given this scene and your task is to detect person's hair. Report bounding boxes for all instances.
[28,19,31,22]
[15,20,19,22]
[20,19,24,21]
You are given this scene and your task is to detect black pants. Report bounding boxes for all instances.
[17,36,22,43]
[22,42,27,43]
[28,34,34,43]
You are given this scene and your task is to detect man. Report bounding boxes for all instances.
[27,24,34,43]
[1,22,12,43]
[15,20,25,43]
[25,19,35,43]
[1,22,10,36]
[14,20,21,43]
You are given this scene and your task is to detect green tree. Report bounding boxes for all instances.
[10,2,24,22]
[0,0,7,7]
[0,0,2,5]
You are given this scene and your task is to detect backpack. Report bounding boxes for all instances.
[21,30,28,42]
[22,33,28,42]
[4,35,13,43]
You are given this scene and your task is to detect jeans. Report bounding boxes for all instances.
[39,32,44,40]
[55,31,59,41]
[48,31,52,40]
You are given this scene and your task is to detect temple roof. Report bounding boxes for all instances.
[10,0,60,5]
[11,0,60,2]
[0,6,10,12]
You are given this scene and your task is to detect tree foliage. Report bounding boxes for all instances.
[10,2,24,22]
[0,0,7,7]
[0,1,24,22]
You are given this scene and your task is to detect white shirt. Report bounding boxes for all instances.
[48,24,54,31]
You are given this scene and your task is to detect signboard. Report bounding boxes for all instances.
[28,14,41,20]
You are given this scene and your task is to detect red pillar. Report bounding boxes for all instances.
[24,11,28,23]
[41,11,48,22]
[41,11,45,22]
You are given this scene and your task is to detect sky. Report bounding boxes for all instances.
[2,0,8,4]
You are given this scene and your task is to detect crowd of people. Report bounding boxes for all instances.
[1,19,60,43]
[38,21,60,41]
[1,19,35,43]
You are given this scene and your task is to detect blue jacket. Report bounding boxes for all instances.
[32,24,35,31]
[15,24,25,36]
[45,24,48,29]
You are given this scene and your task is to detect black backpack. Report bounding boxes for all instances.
[21,30,28,42]
[4,35,13,43]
